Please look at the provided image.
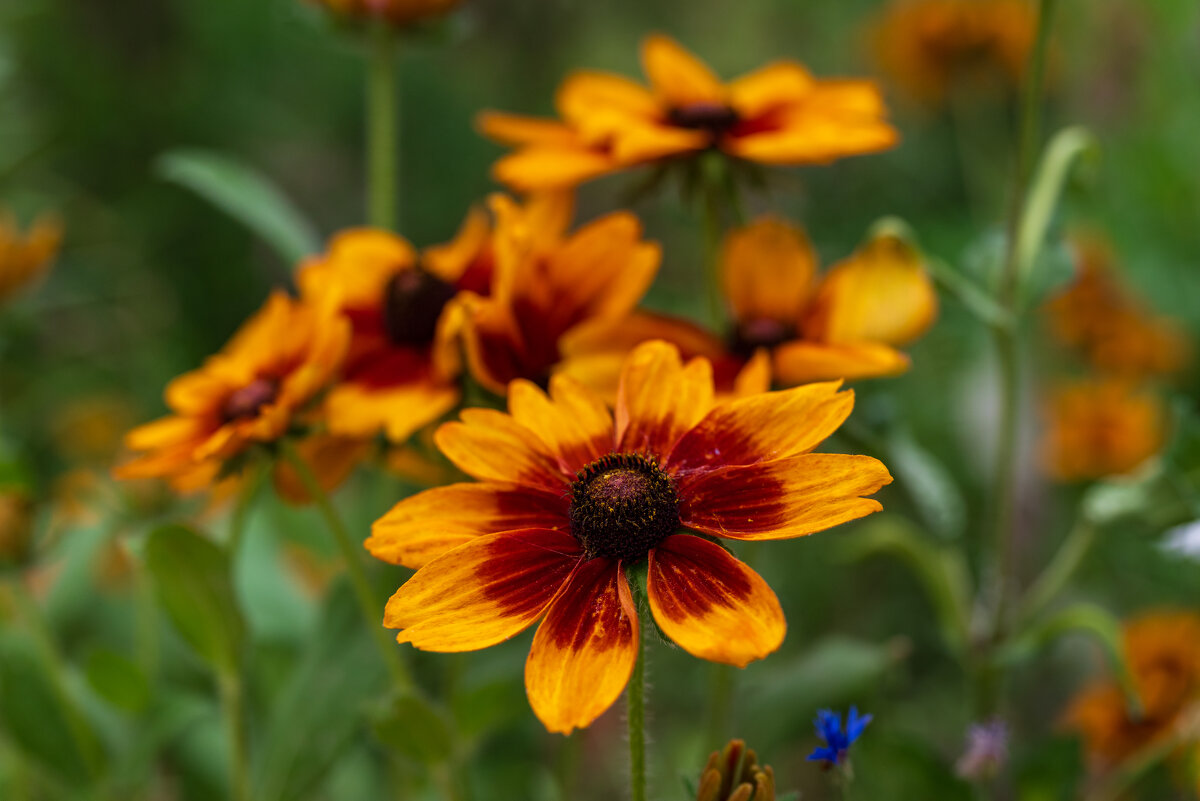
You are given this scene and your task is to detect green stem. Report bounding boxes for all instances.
[279,441,412,690]
[700,176,725,329]
[366,23,398,230]
[627,616,647,801]
[218,670,250,801]
[705,661,733,746]
[227,462,263,557]
[1018,517,1096,625]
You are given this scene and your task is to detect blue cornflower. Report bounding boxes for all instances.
[807,707,872,767]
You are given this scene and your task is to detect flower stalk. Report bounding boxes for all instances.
[367,23,399,230]
[628,605,647,801]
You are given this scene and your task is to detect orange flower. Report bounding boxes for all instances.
[479,34,898,191]
[114,291,350,492]
[1040,378,1167,482]
[0,213,61,303]
[368,341,892,733]
[297,208,496,443]
[455,193,662,394]
[1065,610,1200,768]
[872,0,1036,106]
[1046,234,1190,378]
[312,0,460,26]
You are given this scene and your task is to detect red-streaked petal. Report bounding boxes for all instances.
[616,341,714,458]
[508,377,615,476]
[384,529,581,651]
[525,559,638,734]
[434,408,569,493]
[678,454,892,540]
[648,535,784,667]
[666,381,854,474]
[367,483,569,569]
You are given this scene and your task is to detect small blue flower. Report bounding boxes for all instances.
[807,706,872,767]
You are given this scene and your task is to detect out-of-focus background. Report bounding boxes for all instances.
[2,0,1199,799]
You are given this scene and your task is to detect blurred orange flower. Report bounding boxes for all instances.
[114,291,350,492]
[368,341,892,733]
[0,213,61,304]
[1046,234,1190,379]
[1040,378,1167,482]
[479,34,898,191]
[312,0,460,26]
[872,0,1036,106]
[1065,610,1200,768]
[0,489,35,568]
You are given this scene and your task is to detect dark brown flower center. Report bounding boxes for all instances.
[666,102,741,136]
[569,453,680,560]
[382,267,457,347]
[222,377,279,421]
[731,317,793,357]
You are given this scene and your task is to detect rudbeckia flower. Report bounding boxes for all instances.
[479,34,898,191]
[311,0,460,26]
[114,291,350,492]
[368,341,892,733]
[719,217,937,385]
[808,707,872,768]
[1040,378,1167,482]
[872,0,1036,106]
[297,205,499,443]
[0,212,61,304]
[1064,610,1200,769]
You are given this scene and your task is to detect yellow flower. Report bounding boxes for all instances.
[114,291,350,492]
[312,0,460,26]
[0,213,61,304]
[872,0,1037,106]
[479,34,898,191]
[696,740,776,801]
[1065,610,1200,769]
[1040,378,1167,482]
[368,341,892,733]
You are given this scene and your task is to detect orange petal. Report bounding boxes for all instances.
[476,111,579,147]
[547,211,662,322]
[772,340,911,384]
[667,381,854,472]
[384,529,581,651]
[727,61,815,118]
[804,233,938,346]
[721,217,817,323]
[730,348,772,397]
[324,379,459,443]
[435,408,568,493]
[491,147,620,192]
[507,377,614,476]
[609,124,709,163]
[678,454,892,540]
[555,71,660,125]
[641,34,726,106]
[526,559,638,734]
[297,230,416,309]
[368,483,569,569]
[124,415,206,451]
[421,205,491,283]
[616,341,714,458]
[648,534,784,667]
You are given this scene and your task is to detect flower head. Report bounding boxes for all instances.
[696,739,776,801]
[479,35,897,191]
[369,341,892,733]
[1040,378,1166,482]
[0,212,61,304]
[808,707,872,767]
[114,291,349,492]
[311,0,460,27]
[956,719,1009,780]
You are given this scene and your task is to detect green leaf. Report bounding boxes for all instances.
[85,648,151,713]
[143,524,245,671]
[0,631,105,786]
[156,149,320,264]
[370,691,455,765]
[886,429,967,541]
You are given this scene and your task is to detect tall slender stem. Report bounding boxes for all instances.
[627,617,647,801]
[366,24,398,230]
[700,181,725,329]
[280,441,412,690]
[218,670,250,801]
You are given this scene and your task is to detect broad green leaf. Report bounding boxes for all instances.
[85,648,151,713]
[0,631,105,786]
[886,429,967,541]
[143,524,244,671]
[370,691,455,765]
[156,149,320,264]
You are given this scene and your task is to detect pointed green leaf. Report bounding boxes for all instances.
[85,648,151,713]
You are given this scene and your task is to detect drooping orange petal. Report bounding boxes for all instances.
[772,340,911,384]
[648,534,784,667]
[667,381,854,474]
[616,341,714,458]
[556,71,661,126]
[727,61,815,118]
[721,217,818,324]
[123,415,207,452]
[641,34,726,106]
[507,377,615,476]
[435,409,568,493]
[804,233,938,346]
[476,111,580,147]
[324,379,459,443]
[678,454,892,540]
[490,147,621,192]
[609,123,710,163]
[367,483,569,569]
[384,529,581,651]
[526,559,638,734]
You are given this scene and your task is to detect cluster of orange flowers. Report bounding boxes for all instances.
[1040,234,1189,481]
[0,212,61,305]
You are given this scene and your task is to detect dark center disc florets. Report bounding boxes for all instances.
[221,376,280,422]
[731,317,794,357]
[381,267,458,347]
[569,452,680,560]
[666,102,741,137]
